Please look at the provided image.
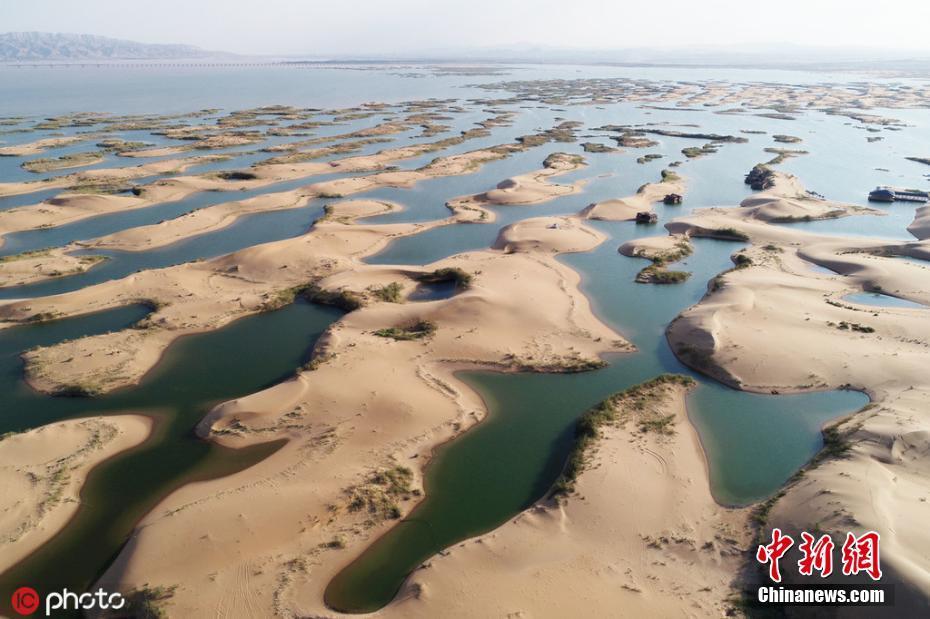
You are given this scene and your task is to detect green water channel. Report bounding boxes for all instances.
[0,300,342,612]
[325,222,868,613]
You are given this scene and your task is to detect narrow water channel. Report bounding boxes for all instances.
[325,220,868,612]
[0,300,342,605]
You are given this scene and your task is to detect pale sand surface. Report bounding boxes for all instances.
[82,138,527,253]
[618,233,691,260]
[738,173,879,223]
[0,153,228,200]
[3,218,431,395]
[444,152,586,221]
[118,145,190,158]
[0,175,737,619]
[0,415,152,573]
[494,215,605,254]
[0,136,88,157]
[908,205,930,240]
[664,174,930,610]
[0,248,106,288]
[0,111,506,246]
[92,237,626,617]
[581,173,684,220]
[0,123,513,285]
[21,153,105,173]
[0,151,601,397]
[381,382,750,619]
[668,245,930,611]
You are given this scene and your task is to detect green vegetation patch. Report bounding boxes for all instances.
[543,152,584,169]
[660,168,681,182]
[764,147,809,165]
[302,285,363,311]
[121,585,178,619]
[347,465,417,521]
[417,267,473,289]
[636,153,663,164]
[700,227,749,242]
[263,283,363,312]
[636,265,691,284]
[681,143,718,159]
[0,248,54,263]
[632,238,693,285]
[581,142,616,153]
[372,282,404,303]
[22,151,103,173]
[828,320,875,334]
[213,170,259,181]
[374,320,437,341]
[551,374,695,497]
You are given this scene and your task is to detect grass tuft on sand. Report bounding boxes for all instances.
[374,320,437,341]
[551,374,695,498]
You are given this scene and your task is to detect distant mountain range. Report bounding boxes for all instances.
[0,32,226,62]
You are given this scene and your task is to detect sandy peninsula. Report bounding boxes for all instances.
[662,171,930,610]
[382,378,750,618]
[582,170,684,221]
[0,415,152,573]
[87,213,627,617]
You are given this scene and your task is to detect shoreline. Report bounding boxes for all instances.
[0,414,154,573]
[379,378,752,618]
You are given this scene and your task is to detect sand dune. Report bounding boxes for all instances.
[382,381,750,618]
[0,247,107,288]
[6,81,930,617]
[908,205,930,240]
[92,242,626,618]
[663,174,930,609]
[0,415,151,573]
[618,233,691,260]
[82,142,538,253]
[0,136,88,157]
[739,173,877,223]
[494,216,604,254]
[581,172,683,220]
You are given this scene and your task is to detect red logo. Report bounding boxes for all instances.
[756,529,883,582]
[11,586,40,616]
[756,527,794,582]
[798,532,835,577]
[841,531,883,581]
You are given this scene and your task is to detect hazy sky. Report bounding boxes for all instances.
[3,0,930,56]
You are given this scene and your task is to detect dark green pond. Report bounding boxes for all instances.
[0,300,341,611]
